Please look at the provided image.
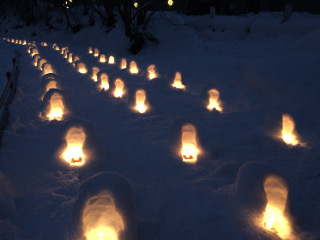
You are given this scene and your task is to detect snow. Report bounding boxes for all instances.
[0,10,320,240]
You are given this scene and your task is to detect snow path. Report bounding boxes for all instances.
[1,12,320,239]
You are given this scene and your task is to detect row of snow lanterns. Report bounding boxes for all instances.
[6,38,302,240]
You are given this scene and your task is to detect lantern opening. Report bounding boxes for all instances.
[207,89,223,112]
[181,124,199,163]
[108,56,115,64]
[281,114,300,146]
[262,175,291,239]
[134,89,148,113]
[100,73,109,91]
[114,79,125,98]
[92,67,100,82]
[82,191,124,240]
[62,127,86,166]
[47,92,65,121]
[99,54,107,63]
[120,59,127,69]
[147,65,158,80]
[129,61,139,74]
[77,62,88,74]
[172,72,186,90]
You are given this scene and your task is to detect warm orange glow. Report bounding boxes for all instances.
[91,67,100,82]
[181,124,199,163]
[68,53,73,63]
[54,45,60,51]
[108,56,115,64]
[19,40,22,44]
[147,64,158,80]
[134,89,148,113]
[43,42,47,46]
[94,48,99,57]
[46,92,65,121]
[42,63,55,75]
[61,47,67,54]
[64,49,69,59]
[38,59,47,70]
[27,46,32,53]
[74,56,80,62]
[62,127,86,166]
[82,191,124,240]
[33,55,41,67]
[100,73,109,91]
[99,54,106,63]
[22,40,26,45]
[120,58,127,69]
[262,175,292,239]
[45,81,59,94]
[129,61,139,74]
[207,89,223,112]
[89,46,93,54]
[31,48,39,57]
[281,114,301,146]
[114,79,125,98]
[77,62,88,74]
[171,72,186,90]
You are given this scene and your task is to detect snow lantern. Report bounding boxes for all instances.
[281,114,302,146]
[43,42,47,46]
[181,124,199,163]
[129,61,139,74]
[69,172,137,240]
[89,46,93,54]
[52,43,57,49]
[99,54,107,63]
[147,64,158,80]
[46,92,65,121]
[42,63,55,75]
[134,89,149,113]
[99,73,109,91]
[19,40,22,44]
[15,39,18,44]
[74,56,80,62]
[171,72,186,90]
[77,62,88,74]
[207,89,223,112]
[62,127,86,166]
[68,52,73,63]
[54,45,60,51]
[262,175,291,239]
[43,80,59,99]
[120,58,127,69]
[91,67,100,82]
[22,40,26,45]
[33,55,41,67]
[108,56,115,64]
[31,48,39,57]
[38,59,47,70]
[27,46,32,53]
[94,48,99,57]
[114,79,125,98]
[64,49,69,59]
[61,46,68,54]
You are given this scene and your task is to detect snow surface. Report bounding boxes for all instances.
[0,11,320,240]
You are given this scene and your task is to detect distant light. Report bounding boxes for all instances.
[66,6,69,9]
[168,0,173,6]
[134,2,138,8]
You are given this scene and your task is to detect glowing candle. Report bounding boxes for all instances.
[91,67,100,82]
[281,114,300,146]
[108,56,115,64]
[89,46,93,54]
[77,62,88,74]
[47,92,64,121]
[99,54,106,63]
[94,48,99,57]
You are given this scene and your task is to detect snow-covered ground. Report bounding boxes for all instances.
[0,11,320,240]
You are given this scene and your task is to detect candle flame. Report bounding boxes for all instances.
[281,114,300,146]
